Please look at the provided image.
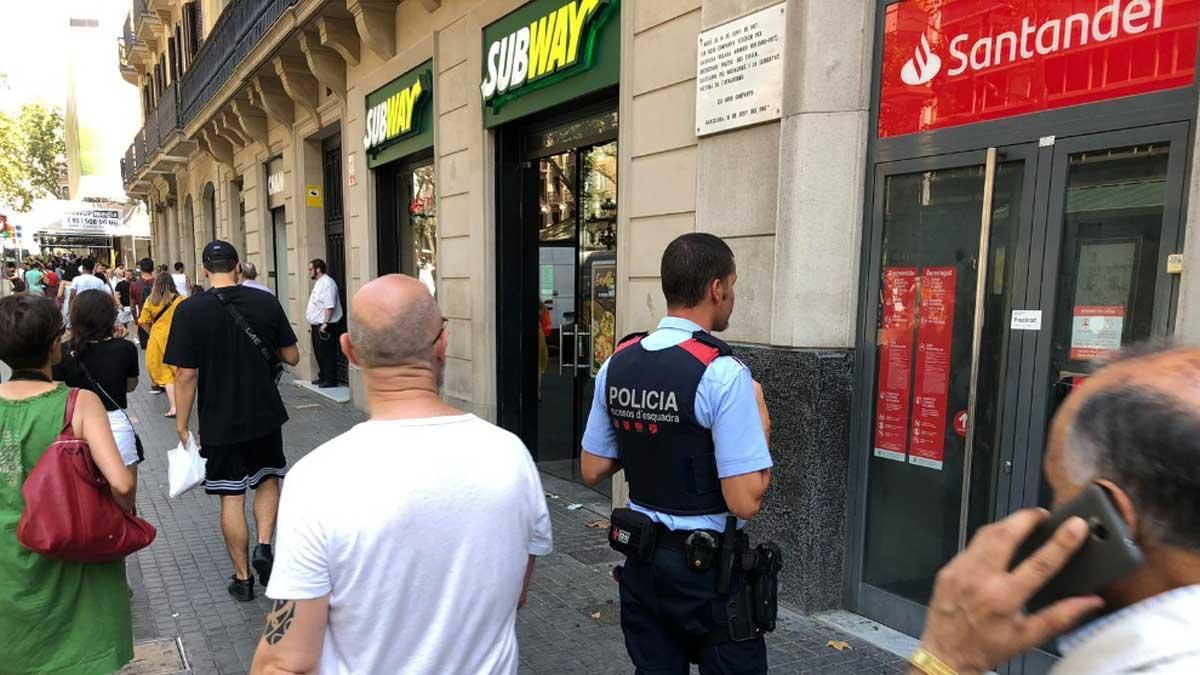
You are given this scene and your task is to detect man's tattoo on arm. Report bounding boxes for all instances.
[263,599,297,645]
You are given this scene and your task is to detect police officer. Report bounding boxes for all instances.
[581,232,775,674]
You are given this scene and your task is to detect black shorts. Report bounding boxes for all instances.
[201,428,287,496]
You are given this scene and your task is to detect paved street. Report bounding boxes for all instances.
[114,361,907,675]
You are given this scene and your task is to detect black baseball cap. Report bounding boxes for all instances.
[202,240,239,264]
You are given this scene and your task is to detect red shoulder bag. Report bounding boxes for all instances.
[17,389,156,562]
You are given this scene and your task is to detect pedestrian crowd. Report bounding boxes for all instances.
[0,236,1197,675]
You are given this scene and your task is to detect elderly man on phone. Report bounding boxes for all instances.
[908,345,1200,675]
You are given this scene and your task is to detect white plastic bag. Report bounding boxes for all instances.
[167,433,206,498]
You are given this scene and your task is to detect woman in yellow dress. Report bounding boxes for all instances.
[138,272,184,418]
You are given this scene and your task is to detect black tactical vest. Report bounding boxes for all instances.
[604,330,732,515]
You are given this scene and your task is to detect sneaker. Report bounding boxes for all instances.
[149,386,163,394]
[252,544,274,587]
[227,574,255,602]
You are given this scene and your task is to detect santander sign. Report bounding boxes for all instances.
[881,0,1200,137]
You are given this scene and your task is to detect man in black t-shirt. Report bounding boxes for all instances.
[165,240,300,602]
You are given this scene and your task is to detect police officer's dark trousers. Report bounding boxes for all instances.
[618,545,767,674]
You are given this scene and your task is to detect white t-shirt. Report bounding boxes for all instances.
[172,273,190,297]
[305,274,343,325]
[267,414,553,675]
[71,273,112,295]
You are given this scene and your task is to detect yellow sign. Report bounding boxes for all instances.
[363,76,428,152]
[305,186,323,208]
[480,0,607,101]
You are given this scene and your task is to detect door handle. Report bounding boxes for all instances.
[958,147,999,552]
[559,324,575,375]
[576,331,592,372]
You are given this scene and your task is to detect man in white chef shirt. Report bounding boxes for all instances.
[251,274,553,675]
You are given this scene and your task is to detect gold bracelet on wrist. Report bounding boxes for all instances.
[910,647,959,675]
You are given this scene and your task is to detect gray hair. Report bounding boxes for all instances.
[239,261,258,280]
[1065,347,1200,551]
[348,283,441,369]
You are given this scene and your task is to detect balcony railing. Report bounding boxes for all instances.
[180,0,296,126]
[120,13,135,65]
[123,81,185,190]
[155,81,182,149]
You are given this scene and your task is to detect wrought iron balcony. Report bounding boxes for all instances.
[179,0,296,126]
[155,81,182,150]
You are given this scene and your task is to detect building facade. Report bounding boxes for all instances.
[119,0,1200,668]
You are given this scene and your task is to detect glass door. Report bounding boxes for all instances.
[855,123,1190,674]
[531,134,618,489]
[1014,123,1190,674]
[857,144,1039,637]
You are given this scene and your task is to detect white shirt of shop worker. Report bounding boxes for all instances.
[305,274,342,325]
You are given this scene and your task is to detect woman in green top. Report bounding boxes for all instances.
[0,293,136,674]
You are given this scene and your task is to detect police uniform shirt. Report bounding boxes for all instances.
[582,316,773,532]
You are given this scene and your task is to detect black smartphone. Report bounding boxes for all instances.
[1010,483,1144,612]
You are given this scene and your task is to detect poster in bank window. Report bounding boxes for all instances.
[909,267,957,471]
[1070,305,1125,360]
[873,267,918,463]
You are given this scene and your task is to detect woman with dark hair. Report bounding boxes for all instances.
[0,293,135,673]
[139,272,183,417]
[53,289,142,490]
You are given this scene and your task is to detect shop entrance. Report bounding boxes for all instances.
[322,136,349,385]
[853,123,1189,673]
[496,103,618,489]
[375,151,438,293]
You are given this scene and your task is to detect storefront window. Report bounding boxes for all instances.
[539,152,577,242]
[409,163,438,296]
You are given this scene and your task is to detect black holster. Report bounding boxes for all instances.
[608,508,657,562]
[744,542,782,632]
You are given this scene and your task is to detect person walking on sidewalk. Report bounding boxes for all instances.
[0,293,136,674]
[167,241,299,603]
[250,274,552,675]
[305,258,343,388]
[172,262,192,298]
[130,258,161,391]
[53,289,143,493]
[239,261,275,295]
[581,233,776,674]
[139,273,183,418]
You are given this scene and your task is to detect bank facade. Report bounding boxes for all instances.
[120,0,1200,669]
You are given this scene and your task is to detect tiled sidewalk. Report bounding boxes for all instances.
[105,362,907,674]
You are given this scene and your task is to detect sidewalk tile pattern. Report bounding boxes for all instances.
[120,364,906,674]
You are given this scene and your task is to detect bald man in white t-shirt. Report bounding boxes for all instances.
[251,275,553,675]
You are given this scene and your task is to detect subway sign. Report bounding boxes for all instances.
[363,63,433,158]
[481,0,617,113]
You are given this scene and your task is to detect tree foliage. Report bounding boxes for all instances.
[0,102,67,211]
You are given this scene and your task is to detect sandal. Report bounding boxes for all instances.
[164,412,176,418]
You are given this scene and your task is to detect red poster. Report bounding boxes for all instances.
[910,267,957,471]
[879,0,1200,137]
[1070,305,1125,360]
[873,267,918,463]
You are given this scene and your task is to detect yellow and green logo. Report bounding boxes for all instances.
[481,0,614,110]
[364,70,431,153]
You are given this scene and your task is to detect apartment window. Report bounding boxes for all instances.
[174,26,184,79]
[168,36,178,84]
[183,2,202,62]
